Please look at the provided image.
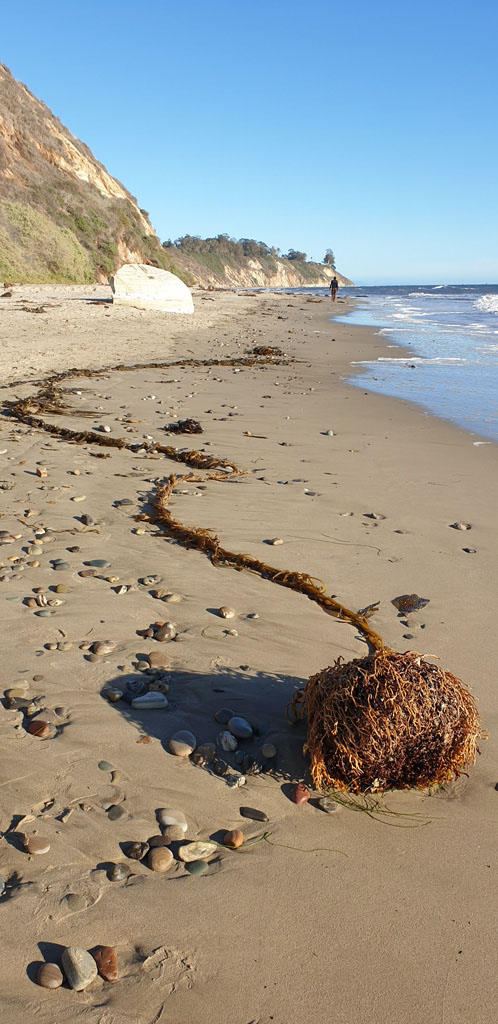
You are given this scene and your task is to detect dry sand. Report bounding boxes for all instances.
[0,285,497,1023]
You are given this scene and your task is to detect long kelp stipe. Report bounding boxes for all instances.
[2,355,483,792]
[149,476,385,651]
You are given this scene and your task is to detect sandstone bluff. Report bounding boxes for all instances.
[0,63,352,288]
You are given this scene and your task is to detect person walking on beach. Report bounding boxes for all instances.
[329,276,339,302]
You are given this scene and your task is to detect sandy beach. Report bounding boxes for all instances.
[0,285,497,1024]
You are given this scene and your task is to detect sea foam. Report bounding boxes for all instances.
[475,295,498,314]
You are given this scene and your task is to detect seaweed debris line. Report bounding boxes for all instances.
[2,353,484,795]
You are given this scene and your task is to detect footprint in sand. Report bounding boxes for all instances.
[30,945,195,1024]
[81,944,196,1024]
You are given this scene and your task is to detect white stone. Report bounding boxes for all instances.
[217,729,238,752]
[177,840,217,863]
[157,807,188,831]
[110,264,194,314]
[131,691,168,709]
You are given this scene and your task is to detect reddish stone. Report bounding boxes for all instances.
[291,783,310,805]
[222,829,244,849]
[27,720,50,738]
[93,945,118,983]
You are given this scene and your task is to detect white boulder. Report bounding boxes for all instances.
[110,263,194,314]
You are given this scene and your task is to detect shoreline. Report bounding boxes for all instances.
[0,287,496,1024]
[331,291,498,447]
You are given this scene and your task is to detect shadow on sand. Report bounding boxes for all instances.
[100,664,311,787]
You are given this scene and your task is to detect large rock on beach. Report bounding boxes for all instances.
[110,264,194,314]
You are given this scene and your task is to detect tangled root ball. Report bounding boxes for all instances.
[301,650,483,793]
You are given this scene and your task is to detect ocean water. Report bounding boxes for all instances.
[330,284,498,442]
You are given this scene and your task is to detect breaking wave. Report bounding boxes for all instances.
[475,294,498,314]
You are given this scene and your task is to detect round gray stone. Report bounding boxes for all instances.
[61,946,98,990]
[228,716,253,740]
[214,707,235,724]
[261,743,277,759]
[108,804,127,821]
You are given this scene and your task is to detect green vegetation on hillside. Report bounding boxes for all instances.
[0,192,195,285]
[0,200,94,283]
[162,234,340,285]
[24,185,194,283]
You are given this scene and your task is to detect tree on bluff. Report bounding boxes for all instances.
[284,249,307,262]
[323,249,336,267]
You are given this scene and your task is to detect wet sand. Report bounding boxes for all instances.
[0,286,497,1024]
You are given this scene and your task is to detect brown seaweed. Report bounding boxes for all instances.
[297,650,482,793]
[162,418,203,435]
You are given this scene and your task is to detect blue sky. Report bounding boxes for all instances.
[2,0,497,283]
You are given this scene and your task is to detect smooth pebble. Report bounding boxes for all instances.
[168,730,196,756]
[131,691,168,709]
[291,783,311,805]
[160,824,186,842]
[191,742,216,766]
[108,804,127,821]
[155,622,177,642]
[125,841,149,860]
[37,963,63,989]
[228,716,253,740]
[108,863,128,882]
[148,834,171,848]
[261,743,277,759]
[240,806,268,822]
[223,829,244,849]
[61,946,98,991]
[24,835,50,855]
[146,650,171,670]
[91,641,116,656]
[93,945,118,982]
[177,840,217,863]
[185,860,209,876]
[218,606,235,619]
[157,808,188,832]
[148,847,174,872]
[27,720,50,738]
[214,707,236,724]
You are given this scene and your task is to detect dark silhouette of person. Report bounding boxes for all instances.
[330,276,339,301]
